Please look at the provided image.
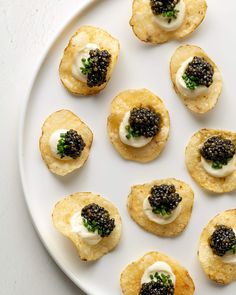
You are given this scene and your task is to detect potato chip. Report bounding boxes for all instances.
[198,209,236,285]
[130,0,207,44]
[52,192,122,261]
[39,109,93,176]
[185,128,236,193]
[120,251,195,294]
[59,26,120,95]
[107,89,170,162]
[127,178,194,237]
[170,45,223,113]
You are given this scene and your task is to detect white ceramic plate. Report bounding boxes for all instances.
[19,0,236,294]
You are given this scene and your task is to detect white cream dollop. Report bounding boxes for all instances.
[72,43,99,83]
[220,229,236,265]
[119,111,153,148]
[153,0,185,31]
[176,57,210,98]
[70,212,102,246]
[201,156,235,178]
[49,129,71,160]
[141,261,176,285]
[143,197,182,225]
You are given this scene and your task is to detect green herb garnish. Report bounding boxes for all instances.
[182,73,200,90]
[230,245,236,254]
[80,57,93,75]
[162,8,179,22]
[152,206,171,216]
[82,218,98,233]
[212,161,223,169]
[82,218,111,237]
[57,133,69,158]
[150,272,173,287]
[211,158,229,170]
[125,125,141,139]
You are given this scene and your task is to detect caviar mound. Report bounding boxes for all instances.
[57,129,85,159]
[127,178,194,237]
[170,45,223,114]
[107,89,170,163]
[140,280,174,295]
[52,192,122,261]
[148,184,182,215]
[150,0,180,16]
[198,209,236,285]
[39,109,93,176]
[130,0,207,44]
[86,49,111,87]
[200,136,235,164]
[59,26,120,95]
[184,56,214,88]
[185,128,236,193]
[129,107,161,138]
[81,203,115,237]
[210,225,236,257]
[120,252,195,295]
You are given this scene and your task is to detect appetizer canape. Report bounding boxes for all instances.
[59,26,120,95]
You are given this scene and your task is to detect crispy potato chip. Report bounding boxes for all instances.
[59,26,120,95]
[52,192,122,261]
[130,0,207,44]
[185,128,236,193]
[127,178,194,237]
[170,45,223,114]
[39,109,93,176]
[120,251,195,294]
[198,209,236,285]
[107,89,170,163]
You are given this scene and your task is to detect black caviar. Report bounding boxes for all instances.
[128,107,161,138]
[140,281,174,295]
[148,184,182,216]
[81,203,115,237]
[150,0,179,16]
[183,56,214,89]
[210,225,236,257]
[200,136,235,167]
[57,129,85,159]
[81,48,111,88]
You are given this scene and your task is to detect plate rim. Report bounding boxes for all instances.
[18,1,96,294]
[18,1,236,294]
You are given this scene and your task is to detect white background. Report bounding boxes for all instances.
[0,0,85,294]
[1,0,236,295]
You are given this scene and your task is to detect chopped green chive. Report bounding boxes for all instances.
[125,125,141,139]
[162,8,179,21]
[211,159,230,170]
[82,218,98,233]
[80,57,93,75]
[150,272,173,287]
[57,133,68,158]
[231,245,236,254]
[152,205,172,216]
[182,73,200,90]
[82,217,113,237]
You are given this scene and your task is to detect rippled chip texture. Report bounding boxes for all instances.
[107,89,170,163]
[39,109,93,176]
[127,178,194,237]
[198,209,236,285]
[52,192,122,261]
[185,128,236,193]
[59,26,120,95]
[130,0,207,44]
[170,45,223,114]
[120,251,195,295]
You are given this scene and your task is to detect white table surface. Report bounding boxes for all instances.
[0,0,86,294]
